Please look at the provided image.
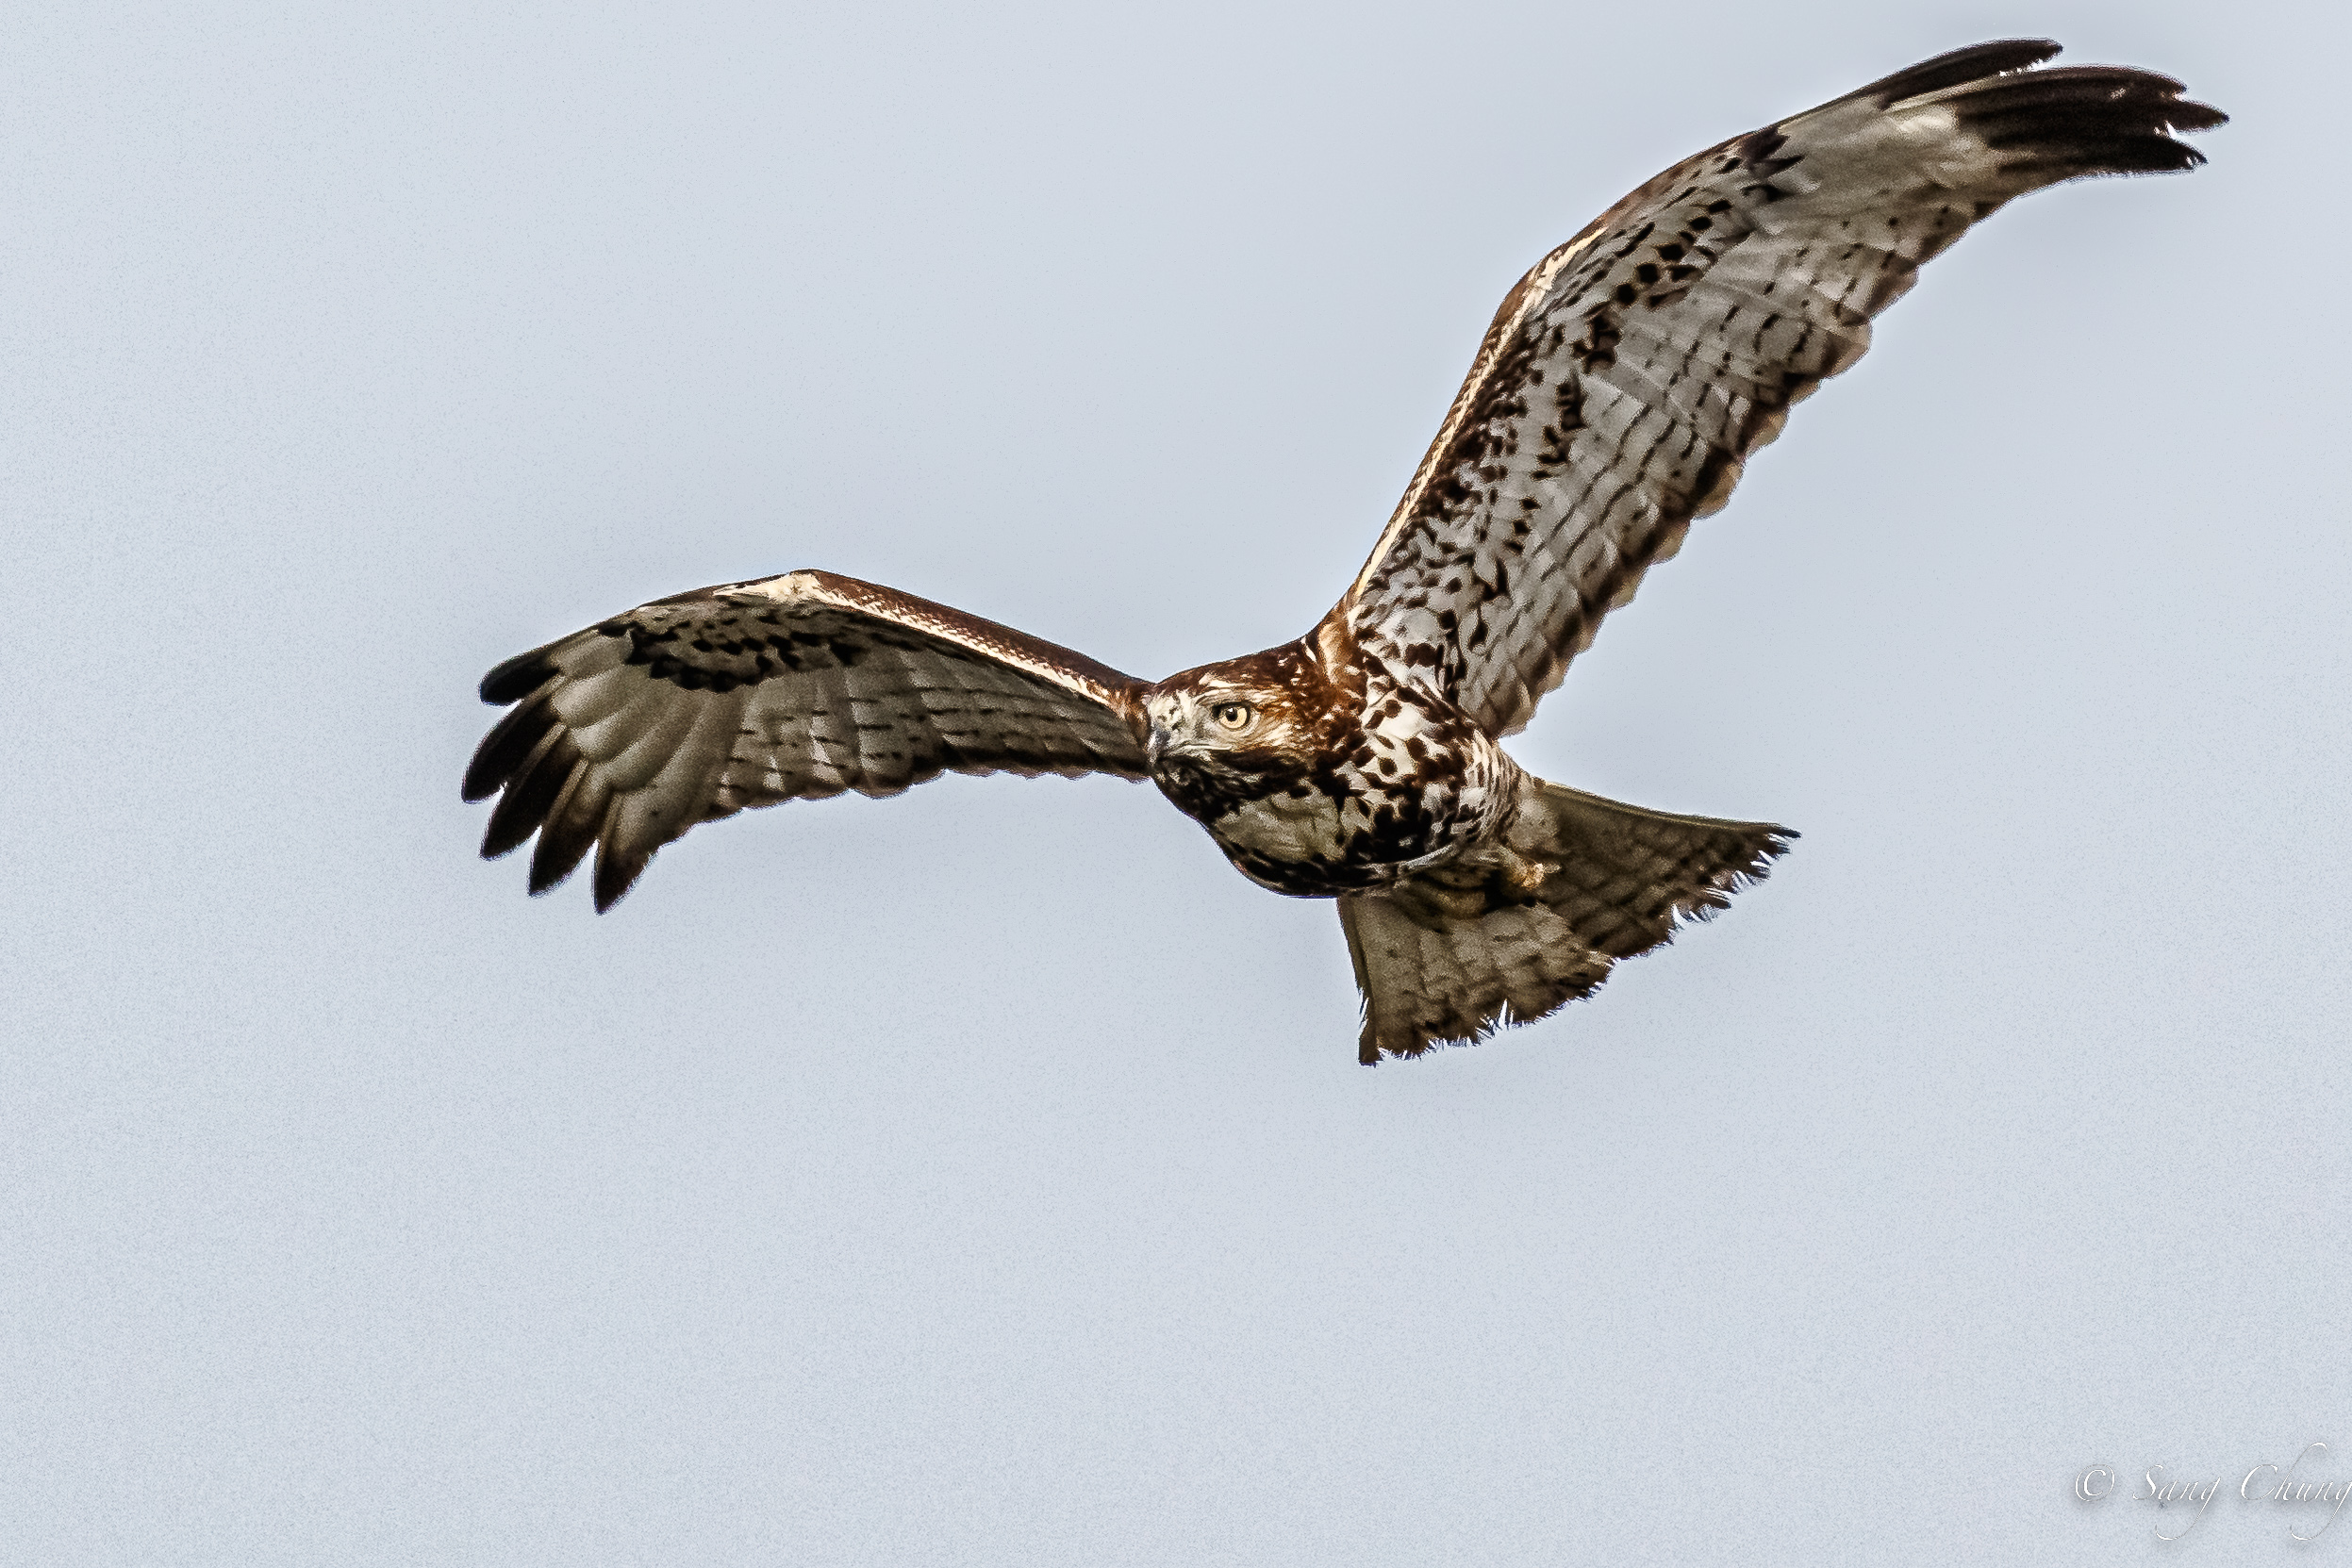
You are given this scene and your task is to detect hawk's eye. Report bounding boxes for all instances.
[1210,701,1252,732]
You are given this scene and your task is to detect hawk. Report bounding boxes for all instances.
[462,41,2222,1062]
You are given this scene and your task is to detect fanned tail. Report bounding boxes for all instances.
[1340,783,1794,1064]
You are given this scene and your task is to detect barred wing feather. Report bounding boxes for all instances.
[1330,40,2224,737]
[462,569,1150,910]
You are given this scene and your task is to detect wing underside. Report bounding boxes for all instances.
[1330,41,2223,738]
[462,569,1149,910]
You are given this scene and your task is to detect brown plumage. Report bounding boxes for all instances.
[462,41,2222,1061]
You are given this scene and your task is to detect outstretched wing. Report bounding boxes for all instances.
[1326,40,2224,737]
[462,569,1149,910]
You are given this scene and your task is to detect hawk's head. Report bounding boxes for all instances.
[1141,641,1341,824]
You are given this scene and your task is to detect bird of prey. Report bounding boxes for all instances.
[463,41,2222,1063]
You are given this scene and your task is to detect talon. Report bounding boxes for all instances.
[1504,854,1557,894]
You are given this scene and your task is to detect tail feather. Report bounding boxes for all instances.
[1535,785,1796,959]
[1341,783,1793,1064]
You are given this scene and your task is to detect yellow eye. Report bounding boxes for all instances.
[1211,701,1251,732]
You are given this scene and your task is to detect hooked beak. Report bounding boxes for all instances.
[1145,725,1170,767]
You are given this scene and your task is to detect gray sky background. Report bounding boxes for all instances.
[7,2,2348,1563]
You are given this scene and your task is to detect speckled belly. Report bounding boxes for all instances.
[1205,747,1521,899]
[1207,787,1381,897]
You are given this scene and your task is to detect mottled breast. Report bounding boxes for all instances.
[1166,669,1523,899]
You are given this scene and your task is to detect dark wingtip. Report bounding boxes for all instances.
[525,849,578,898]
[462,684,559,803]
[1957,65,2227,180]
[591,839,651,914]
[526,763,607,897]
[1863,39,2062,106]
[480,647,555,705]
[477,729,574,860]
